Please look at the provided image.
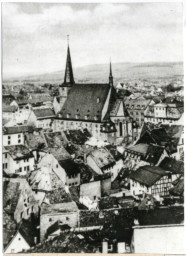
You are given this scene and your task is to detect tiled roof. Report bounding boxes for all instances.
[3,126,34,135]
[3,210,17,248]
[45,187,72,204]
[4,145,34,160]
[2,95,15,105]
[64,129,91,145]
[3,181,21,214]
[59,83,110,121]
[130,165,168,187]
[41,201,78,215]
[48,147,71,161]
[28,166,65,192]
[169,177,184,196]
[144,144,165,165]
[89,147,115,169]
[125,99,151,110]
[58,159,81,176]
[44,132,66,148]
[162,124,183,139]
[3,105,18,113]
[33,108,55,119]
[126,143,149,155]
[25,132,46,150]
[159,157,184,174]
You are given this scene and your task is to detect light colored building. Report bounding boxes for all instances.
[28,108,56,129]
[87,147,122,180]
[132,224,184,254]
[40,202,78,242]
[130,165,173,196]
[3,126,34,146]
[3,145,35,176]
[145,102,184,125]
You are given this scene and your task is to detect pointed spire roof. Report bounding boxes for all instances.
[63,36,75,86]
[109,60,112,78]
[109,60,113,87]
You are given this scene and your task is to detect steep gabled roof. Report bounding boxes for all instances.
[3,126,34,135]
[130,165,168,187]
[159,157,184,174]
[59,83,110,122]
[58,159,81,176]
[33,108,55,119]
[28,166,64,191]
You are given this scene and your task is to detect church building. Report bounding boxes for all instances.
[53,42,133,144]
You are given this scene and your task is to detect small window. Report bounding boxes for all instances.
[18,134,21,138]
[56,164,58,168]
[8,136,11,139]
[27,166,30,171]
[8,141,11,145]
[49,218,52,222]
[5,153,7,159]
[97,98,100,103]
[66,216,69,221]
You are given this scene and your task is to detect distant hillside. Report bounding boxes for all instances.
[3,62,183,85]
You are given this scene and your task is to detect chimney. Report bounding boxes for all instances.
[117,242,126,253]
[84,153,87,163]
[34,236,37,244]
[102,241,108,253]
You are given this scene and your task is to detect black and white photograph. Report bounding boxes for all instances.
[2,2,184,254]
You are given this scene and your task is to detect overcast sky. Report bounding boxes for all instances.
[2,2,183,79]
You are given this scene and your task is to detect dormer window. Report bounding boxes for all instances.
[75,114,79,119]
[94,116,98,121]
[85,115,88,120]
[67,114,69,118]
[97,98,100,103]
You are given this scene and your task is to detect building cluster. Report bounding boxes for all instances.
[3,44,184,254]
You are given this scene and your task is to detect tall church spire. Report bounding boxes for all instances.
[63,35,75,86]
[109,60,113,87]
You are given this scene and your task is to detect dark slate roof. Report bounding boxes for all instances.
[159,157,184,174]
[144,144,165,165]
[64,129,91,145]
[130,165,168,187]
[169,177,184,196]
[137,206,184,225]
[47,221,71,237]
[3,126,34,135]
[2,95,15,105]
[2,105,18,112]
[58,159,81,176]
[4,145,34,160]
[59,83,110,121]
[45,187,72,204]
[33,108,56,119]
[3,181,21,214]
[3,210,17,247]
[18,219,39,247]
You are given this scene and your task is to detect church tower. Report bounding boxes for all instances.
[109,61,113,87]
[59,36,75,108]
